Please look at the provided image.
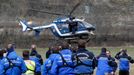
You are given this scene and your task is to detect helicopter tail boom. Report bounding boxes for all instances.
[18,19,53,32]
[18,19,55,37]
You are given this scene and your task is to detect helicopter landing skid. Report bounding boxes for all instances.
[50,34,95,45]
[65,36,92,44]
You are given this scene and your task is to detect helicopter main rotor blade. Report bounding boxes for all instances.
[69,0,83,16]
[28,8,65,16]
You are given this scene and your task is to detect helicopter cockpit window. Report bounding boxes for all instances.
[57,23,69,33]
[82,21,93,28]
[77,21,86,30]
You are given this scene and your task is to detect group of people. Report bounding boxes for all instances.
[0,40,133,75]
[44,40,134,75]
[0,44,43,75]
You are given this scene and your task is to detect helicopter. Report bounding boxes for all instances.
[18,0,96,42]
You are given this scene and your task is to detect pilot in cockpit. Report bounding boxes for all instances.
[67,17,78,34]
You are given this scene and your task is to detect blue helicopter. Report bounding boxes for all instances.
[18,0,95,42]
[19,17,95,38]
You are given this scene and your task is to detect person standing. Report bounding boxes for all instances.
[6,44,27,75]
[96,48,115,75]
[23,50,36,75]
[115,49,134,75]
[50,42,74,75]
[0,49,10,75]
[0,62,5,75]
[72,40,96,75]
[106,50,117,75]
[68,17,78,34]
[46,47,54,59]
[30,52,41,75]
[30,44,43,65]
[42,46,60,75]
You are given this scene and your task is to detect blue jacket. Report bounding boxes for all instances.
[0,57,10,75]
[30,56,41,73]
[30,49,43,65]
[0,62,4,75]
[115,52,134,71]
[96,53,112,75]
[50,49,74,75]
[6,48,27,75]
[42,53,59,75]
[72,48,96,74]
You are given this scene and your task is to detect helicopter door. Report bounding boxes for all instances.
[57,23,70,34]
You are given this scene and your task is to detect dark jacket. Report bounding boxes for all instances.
[115,52,134,71]
[72,48,96,74]
[108,56,118,72]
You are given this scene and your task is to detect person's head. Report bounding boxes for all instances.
[0,49,7,57]
[78,39,86,48]
[70,46,78,53]
[121,49,128,56]
[48,46,54,51]
[122,49,127,53]
[58,45,62,50]
[52,46,60,54]
[7,44,13,50]
[2,49,7,57]
[12,43,16,48]
[61,41,69,49]
[31,44,37,50]
[23,50,30,59]
[101,47,107,53]
[106,50,111,56]
[0,49,3,57]
[6,43,15,52]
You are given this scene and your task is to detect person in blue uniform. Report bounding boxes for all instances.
[30,44,43,65]
[70,46,78,53]
[115,49,134,75]
[23,50,36,75]
[46,46,54,59]
[0,63,4,75]
[72,40,97,75]
[106,50,117,75]
[6,44,27,75]
[42,46,60,75]
[96,48,116,75]
[30,51,41,75]
[0,49,10,75]
[50,42,74,75]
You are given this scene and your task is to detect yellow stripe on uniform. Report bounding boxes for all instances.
[24,60,36,75]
